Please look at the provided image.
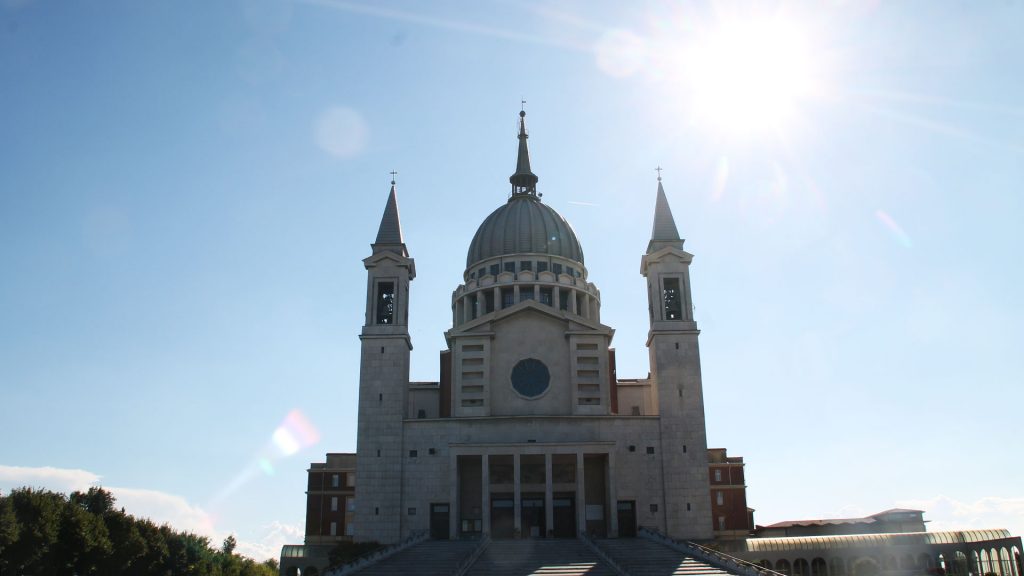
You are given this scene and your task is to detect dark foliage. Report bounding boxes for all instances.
[327,540,382,569]
[0,487,277,576]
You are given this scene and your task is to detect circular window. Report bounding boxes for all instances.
[510,358,550,398]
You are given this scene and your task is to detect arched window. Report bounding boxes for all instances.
[794,558,809,576]
[777,559,792,575]
[760,560,773,570]
[852,557,880,576]
[812,557,828,576]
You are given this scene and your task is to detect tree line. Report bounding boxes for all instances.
[0,486,278,576]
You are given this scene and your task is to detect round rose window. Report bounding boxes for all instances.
[510,358,550,398]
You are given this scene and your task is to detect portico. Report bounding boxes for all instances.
[448,442,619,540]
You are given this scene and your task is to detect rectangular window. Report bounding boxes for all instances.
[646,446,655,455]
[478,268,485,278]
[489,264,500,276]
[331,474,340,488]
[484,290,495,313]
[714,469,722,482]
[346,474,355,487]
[469,295,478,320]
[663,277,683,320]
[375,281,395,324]
[330,521,337,536]
[552,263,563,275]
[566,266,575,277]
[519,261,532,271]
[409,450,418,458]
[719,516,726,530]
[345,523,354,536]
[501,287,515,309]
[504,262,516,273]
[537,261,548,273]
[716,491,724,505]
[539,287,552,305]
[347,498,356,512]
[408,507,416,515]
[331,496,338,511]
[559,291,569,311]
[520,286,534,301]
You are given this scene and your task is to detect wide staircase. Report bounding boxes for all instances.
[344,539,479,576]
[598,538,735,576]
[465,539,618,576]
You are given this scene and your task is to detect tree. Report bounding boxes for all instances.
[71,486,116,516]
[0,493,21,575]
[5,488,64,575]
[222,534,237,555]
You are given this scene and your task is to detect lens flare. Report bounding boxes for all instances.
[272,409,320,457]
[875,209,912,248]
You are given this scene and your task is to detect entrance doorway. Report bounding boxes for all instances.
[520,495,546,538]
[430,503,450,540]
[617,501,636,537]
[491,496,514,539]
[553,494,576,538]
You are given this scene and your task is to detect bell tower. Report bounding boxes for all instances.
[640,174,713,540]
[354,178,415,543]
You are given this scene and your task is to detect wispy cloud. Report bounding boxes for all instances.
[297,0,583,51]
[0,464,100,493]
[898,495,1024,538]
[236,520,304,562]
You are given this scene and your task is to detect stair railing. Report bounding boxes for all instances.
[578,532,632,576]
[328,530,429,576]
[638,526,786,576]
[450,534,490,576]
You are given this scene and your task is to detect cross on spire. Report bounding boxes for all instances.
[389,170,398,185]
[521,99,526,112]
[656,166,663,181]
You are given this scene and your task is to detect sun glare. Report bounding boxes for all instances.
[685,16,818,137]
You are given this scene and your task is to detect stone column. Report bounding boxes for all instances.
[481,454,490,537]
[493,287,500,312]
[607,450,618,537]
[544,453,553,538]
[513,453,522,536]
[513,284,520,303]
[449,452,458,539]
[552,285,561,311]
[576,452,585,535]
[569,289,577,315]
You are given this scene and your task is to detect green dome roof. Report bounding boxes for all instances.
[466,195,584,269]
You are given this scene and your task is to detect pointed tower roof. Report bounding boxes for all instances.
[509,110,539,196]
[373,177,408,257]
[647,173,684,254]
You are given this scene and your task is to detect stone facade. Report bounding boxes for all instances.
[347,111,714,545]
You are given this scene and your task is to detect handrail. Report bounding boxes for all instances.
[578,532,631,576]
[638,526,787,576]
[328,530,429,576]
[451,534,490,576]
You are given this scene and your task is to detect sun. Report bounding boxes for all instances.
[684,16,819,137]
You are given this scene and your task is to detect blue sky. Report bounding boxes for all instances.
[2,0,1023,560]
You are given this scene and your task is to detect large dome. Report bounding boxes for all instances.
[466,195,584,268]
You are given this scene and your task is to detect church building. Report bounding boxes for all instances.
[353,109,713,545]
